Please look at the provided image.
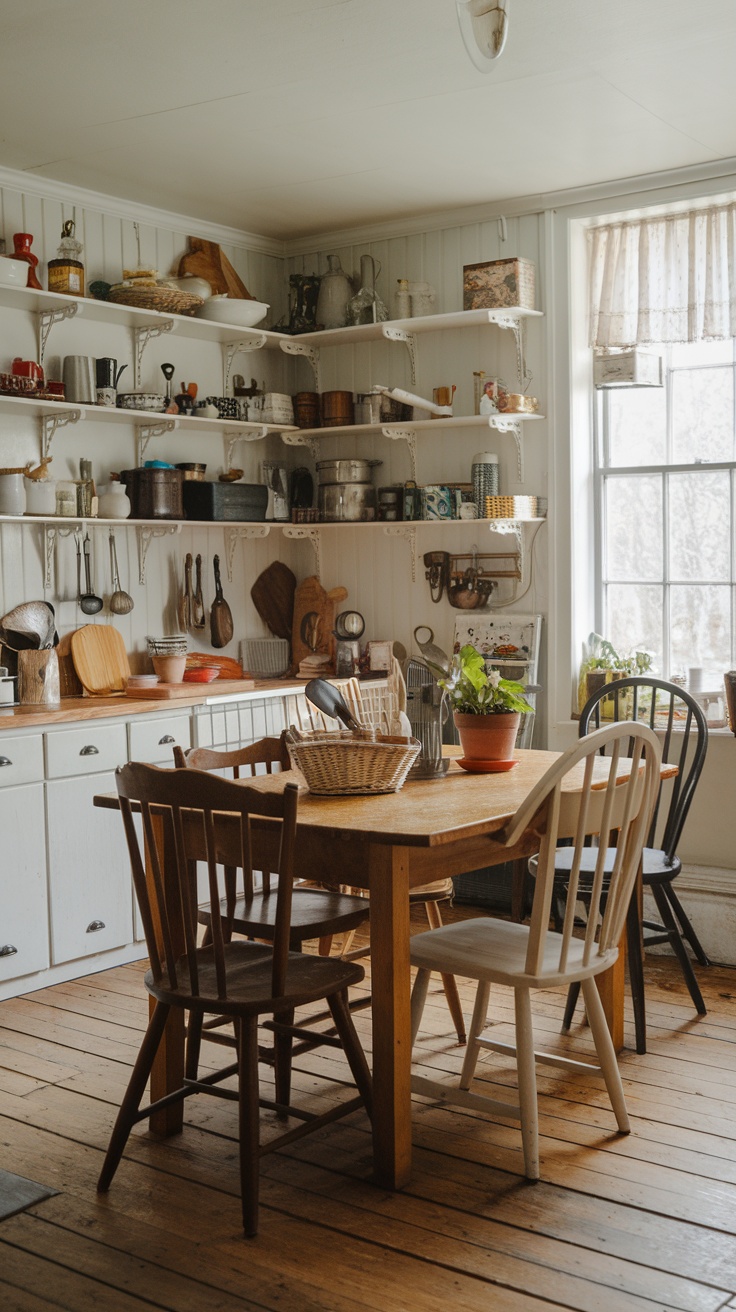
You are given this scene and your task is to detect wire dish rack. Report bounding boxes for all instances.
[284,727,420,795]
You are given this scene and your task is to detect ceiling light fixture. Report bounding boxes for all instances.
[456,0,510,71]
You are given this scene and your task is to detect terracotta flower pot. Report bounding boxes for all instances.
[453,710,520,762]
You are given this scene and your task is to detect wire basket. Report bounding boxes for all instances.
[284,727,420,795]
[241,637,290,678]
[107,284,204,316]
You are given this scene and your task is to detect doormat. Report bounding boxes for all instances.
[0,1169,58,1221]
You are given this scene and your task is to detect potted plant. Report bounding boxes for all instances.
[434,643,534,762]
[577,632,653,715]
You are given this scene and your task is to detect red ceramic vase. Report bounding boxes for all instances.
[11,233,42,290]
[453,710,520,763]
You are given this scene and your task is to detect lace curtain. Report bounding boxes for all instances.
[589,203,736,348]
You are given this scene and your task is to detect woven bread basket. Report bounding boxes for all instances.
[484,494,538,519]
[107,284,204,316]
[285,728,420,795]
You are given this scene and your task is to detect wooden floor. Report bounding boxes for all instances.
[1,908,736,1312]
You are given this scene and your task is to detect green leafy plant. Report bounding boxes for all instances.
[432,644,534,716]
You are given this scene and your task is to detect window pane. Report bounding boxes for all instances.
[669,585,731,677]
[604,476,662,581]
[604,585,662,668]
[670,340,733,367]
[669,470,731,581]
[608,387,666,466]
[671,367,734,463]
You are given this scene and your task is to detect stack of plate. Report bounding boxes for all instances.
[147,634,188,658]
[126,674,160,691]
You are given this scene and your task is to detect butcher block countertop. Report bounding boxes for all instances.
[0,677,315,731]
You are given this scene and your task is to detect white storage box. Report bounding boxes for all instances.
[593,350,663,388]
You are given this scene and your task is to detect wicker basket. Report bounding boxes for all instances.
[484,494,538,519]
[285,728,420,795]
[107,284,204,316]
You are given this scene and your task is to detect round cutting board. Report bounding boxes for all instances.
[71,625,131,695]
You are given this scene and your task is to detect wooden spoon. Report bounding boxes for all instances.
[178,553,193,632]
[210,554,233,648]
[192,553,206,630]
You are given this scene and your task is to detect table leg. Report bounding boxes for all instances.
[368,843,412,1189]
[146,814,185,1136]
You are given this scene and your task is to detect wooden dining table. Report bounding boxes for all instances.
[94,746,665,1191]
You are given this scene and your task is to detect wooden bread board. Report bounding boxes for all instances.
[250,561,296,641]
[291,575,348,673]
[71,625,130,695]
[125,678,256,700]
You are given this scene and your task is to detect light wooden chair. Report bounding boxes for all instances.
[99,761,372,1238]
[409,722,662,1180]
[173,737,371,1082]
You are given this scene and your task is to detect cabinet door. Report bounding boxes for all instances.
[46,772,134,965]
[0,782,49,982]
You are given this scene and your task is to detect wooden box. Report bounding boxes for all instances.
[593,350,663,388]
[182,480,268,522]
[463,257,536,311]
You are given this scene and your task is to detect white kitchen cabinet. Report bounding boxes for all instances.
[128,710,191,764]
[0,781,49,982]
[46,770,133,965]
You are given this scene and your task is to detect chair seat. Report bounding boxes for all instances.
[549,845,680,883]
[146,940,367,1016]
[409,917,618,990]
[197,886,370,942]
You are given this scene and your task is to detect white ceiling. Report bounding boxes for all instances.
[2,0,736,239]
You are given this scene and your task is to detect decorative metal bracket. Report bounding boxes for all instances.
[224,336,267,392]
[42,522,79,588]
[280,429,320,459]
[283,524,322,578]
[493,313,531,390]
[490,417,523,481]
[225,425,268,468]
[225,524,271,580]
[41,408,82,460]
[136,523,181,585]
[279,339,321,391]
[38,302,79,365]
[381,325,417,385]
[383,524,417,581]
[136,419,178,466]
[133,320,174,389]
[486,517,545,588]
[382,425,417,481]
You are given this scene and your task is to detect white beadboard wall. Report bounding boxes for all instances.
[0,173,548,724]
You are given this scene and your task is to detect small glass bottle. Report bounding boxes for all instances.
[48,220,85,296]
[394,278,411,319]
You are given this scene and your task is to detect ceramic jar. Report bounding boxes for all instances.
[316,254,352,329]
[97,481,131,519]
[24,477,57,515]
[0,472,26,515]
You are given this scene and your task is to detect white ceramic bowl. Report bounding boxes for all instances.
[197,297,269,328]
[0,255,26,288]
[117,393,168,412]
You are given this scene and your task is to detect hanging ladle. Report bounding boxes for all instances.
[80,533,103,615]
[305,678,363,731]
[109,529,134,615]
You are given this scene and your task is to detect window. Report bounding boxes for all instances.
[595,339,736,681]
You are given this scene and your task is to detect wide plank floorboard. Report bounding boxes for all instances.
[1,910,735,1312]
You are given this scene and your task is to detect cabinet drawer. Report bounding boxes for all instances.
[128,712,191,765]
[45,723,128,779]
[0,734,44,788]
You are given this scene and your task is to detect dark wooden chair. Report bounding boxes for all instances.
[531,676,709,1052]
[173,738,372,1078]
[98,761,372,1238]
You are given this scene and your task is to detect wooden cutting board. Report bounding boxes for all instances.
[250,562,297,641]
[71,625,130,695]
[291,576,348,673]
[125,678,255,700]
[177,238,253,299]
[57,631,83,698]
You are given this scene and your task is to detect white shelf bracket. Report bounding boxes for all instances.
[225,425,269,467]
[136,523,181,585]
[383,524,417,581]
[279,339,321,391]
[381,325,417,385]
[280,429,320,459]
[223,336,267,392]
[382,425,417,482]
[133,320,174,389]
[491,417,524,482]
[493,313,531,390]
[41,408,82,461]
[283,524,322,578]
[136,419,178,466]
[42,522,79,589]
[37,302,79,365]
[225,524,271,580]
